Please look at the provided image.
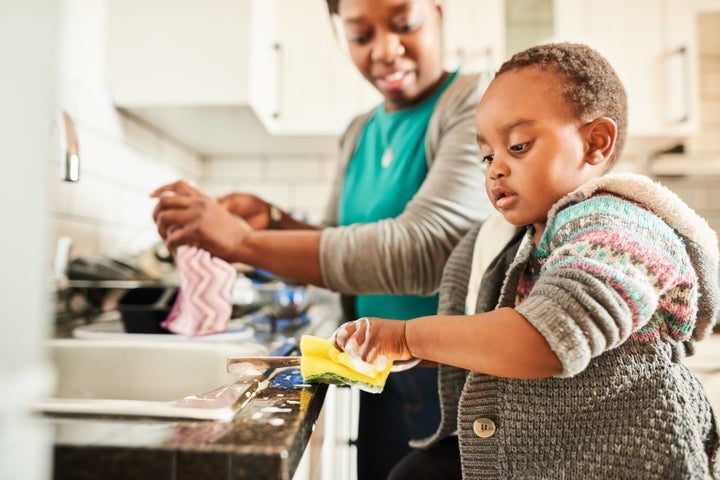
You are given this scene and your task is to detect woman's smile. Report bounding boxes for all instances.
[375,69,413,93]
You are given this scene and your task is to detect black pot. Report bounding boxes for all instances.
[118,287,178,334]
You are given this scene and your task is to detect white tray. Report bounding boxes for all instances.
[73,319,255,343]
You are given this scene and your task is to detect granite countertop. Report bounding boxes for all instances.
[45,291,342,480]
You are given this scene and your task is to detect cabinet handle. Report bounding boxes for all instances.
[672,45,690,124]
[273,42,283,120]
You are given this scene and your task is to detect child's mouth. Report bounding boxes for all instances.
[493,189,517,209]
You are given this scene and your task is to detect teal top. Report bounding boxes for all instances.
[337,71,457,320]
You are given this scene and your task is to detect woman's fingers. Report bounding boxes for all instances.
[152,194,192,221]
[152,195,196,240]
[163,222,201,252]
[150,180,202,198]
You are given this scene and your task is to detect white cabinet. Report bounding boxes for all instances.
[107,0,273,112]
[553,0,699,139]
[107,0,380,153]
[444,0,505,73]
[267,0,379,135]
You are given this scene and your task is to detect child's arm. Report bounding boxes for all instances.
[331,309,562,379]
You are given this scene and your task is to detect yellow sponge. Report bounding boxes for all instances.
[300,335,392,393]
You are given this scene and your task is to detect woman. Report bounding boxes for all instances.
[152,0,491,477]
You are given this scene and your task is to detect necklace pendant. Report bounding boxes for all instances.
[381,148,393,168]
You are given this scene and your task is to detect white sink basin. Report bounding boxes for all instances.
[35,338,269,421]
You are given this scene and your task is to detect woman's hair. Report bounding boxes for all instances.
[498,42,628,167]
[326,0,339,15]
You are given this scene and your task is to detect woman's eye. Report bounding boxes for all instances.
[509,142,530,154]
[345,28,371,45]
[349,34,370,45]
[392,12,422,33]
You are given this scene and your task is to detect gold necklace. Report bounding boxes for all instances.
[379,112,394,168]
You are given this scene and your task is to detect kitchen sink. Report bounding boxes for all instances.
[35,338,269,421]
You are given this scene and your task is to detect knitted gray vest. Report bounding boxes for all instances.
[412,224,720,479]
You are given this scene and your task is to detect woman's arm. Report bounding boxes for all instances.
[320,75,491,296]
[151,75,490,293]
[151,182,327,286]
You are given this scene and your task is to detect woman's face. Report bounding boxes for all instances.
[337,0,445,111]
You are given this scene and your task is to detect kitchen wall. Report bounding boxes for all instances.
[55,1,720,260]
[202,153,338,225]
[52,0,203,261]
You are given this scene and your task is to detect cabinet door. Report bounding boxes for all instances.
[444,0,505,73]
[107,0,256,106]
[553,0,698,138]
[267,0,380,136]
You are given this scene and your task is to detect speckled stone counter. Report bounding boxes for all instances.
[49,371,327,480]
[45,292,342,480]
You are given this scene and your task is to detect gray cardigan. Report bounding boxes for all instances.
[318,73,492,296]
[417,174,720,479]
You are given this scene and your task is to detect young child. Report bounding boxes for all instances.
[330,42,720,479]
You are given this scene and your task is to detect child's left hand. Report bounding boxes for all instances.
[330,317,414,371]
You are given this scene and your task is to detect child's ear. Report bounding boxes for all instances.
[583,117,617,166]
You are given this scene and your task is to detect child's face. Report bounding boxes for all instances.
[476,66,604,239]
[337,0,445,112]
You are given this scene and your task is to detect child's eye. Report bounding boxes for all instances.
[509,142,530,154]
[481,154,494,164]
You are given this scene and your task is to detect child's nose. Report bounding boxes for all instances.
[487,158,507,180]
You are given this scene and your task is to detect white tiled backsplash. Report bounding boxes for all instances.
[52,114,202,259]
[202,154,338,225]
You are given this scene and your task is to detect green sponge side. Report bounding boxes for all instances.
[303,372,384,394]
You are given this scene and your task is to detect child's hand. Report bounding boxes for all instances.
[330,317,413,372]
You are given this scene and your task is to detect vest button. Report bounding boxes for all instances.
[473,418,496,438]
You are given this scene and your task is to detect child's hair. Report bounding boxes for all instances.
[497,42,628,168]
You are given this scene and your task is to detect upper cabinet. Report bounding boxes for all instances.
[107,0,283,134]
[107,0,701,155]
[107,0,380,154]
[267,0,380,135]
[444,0,505,74]
[553,0,699,140]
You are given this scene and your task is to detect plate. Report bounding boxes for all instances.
[73,319,255,343]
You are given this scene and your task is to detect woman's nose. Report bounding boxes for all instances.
[371,32,405,63]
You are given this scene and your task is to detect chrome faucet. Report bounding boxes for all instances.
[60,111,79,182]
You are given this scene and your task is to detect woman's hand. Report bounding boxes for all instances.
[331,317,414,368]
[216,192,275,230]
[150,181,251,262]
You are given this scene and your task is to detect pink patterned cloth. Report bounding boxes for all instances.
[161,246,235,336]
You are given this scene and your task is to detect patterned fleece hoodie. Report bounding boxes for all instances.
[414,173,720,479]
